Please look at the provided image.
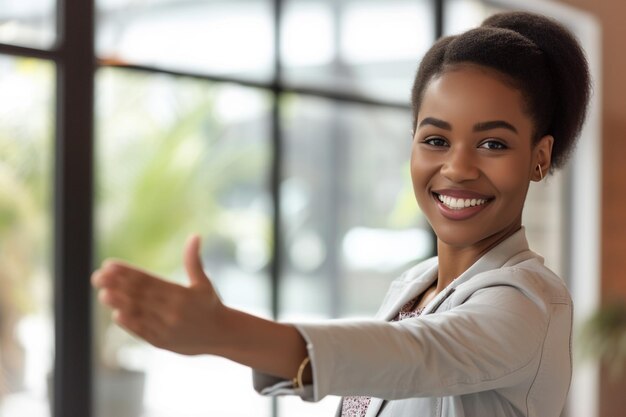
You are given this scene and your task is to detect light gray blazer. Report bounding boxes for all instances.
[253,228,573,417]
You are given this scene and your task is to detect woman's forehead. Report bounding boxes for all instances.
[418,66,531,131]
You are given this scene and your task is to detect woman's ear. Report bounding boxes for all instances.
[533,135,554,182]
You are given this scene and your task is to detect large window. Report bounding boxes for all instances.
[0,1,598,416]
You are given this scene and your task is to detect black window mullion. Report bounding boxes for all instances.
[427,0,444,259]
[0,43,59,60]
[53,0,95,416]
[98,61,409,110]
[270,0,283,323]
[435,0,444,39]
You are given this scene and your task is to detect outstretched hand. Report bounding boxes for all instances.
[92,235,225,355]
[93,234,309,380]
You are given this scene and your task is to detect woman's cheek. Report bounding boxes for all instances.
[487,159,531,202]
[410,154,436,206]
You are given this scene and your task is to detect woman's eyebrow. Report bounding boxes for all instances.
[418,117,518,134]
[473,120,518,133]
[418,117,451,130]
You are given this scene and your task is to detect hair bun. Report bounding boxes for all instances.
[411,11,591,170]
[481,12,591,168]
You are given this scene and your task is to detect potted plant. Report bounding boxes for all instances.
[580,301,626,378]
[0,154,49,405]
[93,315,146,417]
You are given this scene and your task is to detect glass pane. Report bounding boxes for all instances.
[444,0,506,36]
[523,173,566,277]
[279,96,432,320]
[0,0,56,49]
[281,0,434,103]
[94,68,272,417]
[0,56,55,416]
[96,0,273,82]
[278,95,433,416]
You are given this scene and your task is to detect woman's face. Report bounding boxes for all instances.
[411,64,552,250]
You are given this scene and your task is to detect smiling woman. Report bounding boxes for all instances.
[92,10,591,417]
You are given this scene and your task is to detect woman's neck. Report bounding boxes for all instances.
[434,224,522,293]
[435,244,485,291]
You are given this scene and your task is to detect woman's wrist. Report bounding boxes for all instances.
[208,306,309,381]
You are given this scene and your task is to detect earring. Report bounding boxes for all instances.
[537,164,543,180]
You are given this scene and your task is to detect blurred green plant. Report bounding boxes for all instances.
[580,301,626,378]
[0,57,54,396]
[95,69,270,275]
[94,69,271,368]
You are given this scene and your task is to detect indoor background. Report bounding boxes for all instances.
[0,0,623,416]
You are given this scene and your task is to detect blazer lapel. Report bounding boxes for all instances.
[334,403,341,417]
[375,261,439,321]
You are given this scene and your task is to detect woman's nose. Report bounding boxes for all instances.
[440,148,480,182]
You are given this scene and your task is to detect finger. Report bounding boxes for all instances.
[101,258,167,281]
[102,258,138,270]
[91,268,106,288]
[95,268,182,327]
[109,291,170,334]
[112,309,164,346]
[92,261,137,289]
[98,262,176,296]
[98,287,139,311]
[111,277,185,320]
[184,234,211,287]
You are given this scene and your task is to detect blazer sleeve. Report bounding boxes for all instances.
[253,278,549,402]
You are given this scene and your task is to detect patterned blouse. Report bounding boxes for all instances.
[340,297,425,417]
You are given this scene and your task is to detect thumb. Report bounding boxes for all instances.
[184,234,211,287]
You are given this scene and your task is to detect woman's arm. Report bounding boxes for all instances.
[91,235,310,382]
[284,281,555,401]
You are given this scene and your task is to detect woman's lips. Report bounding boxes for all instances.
[432,190,493,220]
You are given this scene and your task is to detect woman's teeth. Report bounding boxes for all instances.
[437,194,488,210]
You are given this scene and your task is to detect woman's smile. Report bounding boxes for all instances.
[432,189,494,220]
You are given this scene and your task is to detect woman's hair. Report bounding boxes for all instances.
[411,11,591,170]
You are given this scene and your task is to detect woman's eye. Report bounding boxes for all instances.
[423,137,448,147]
[479,140,507,150]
